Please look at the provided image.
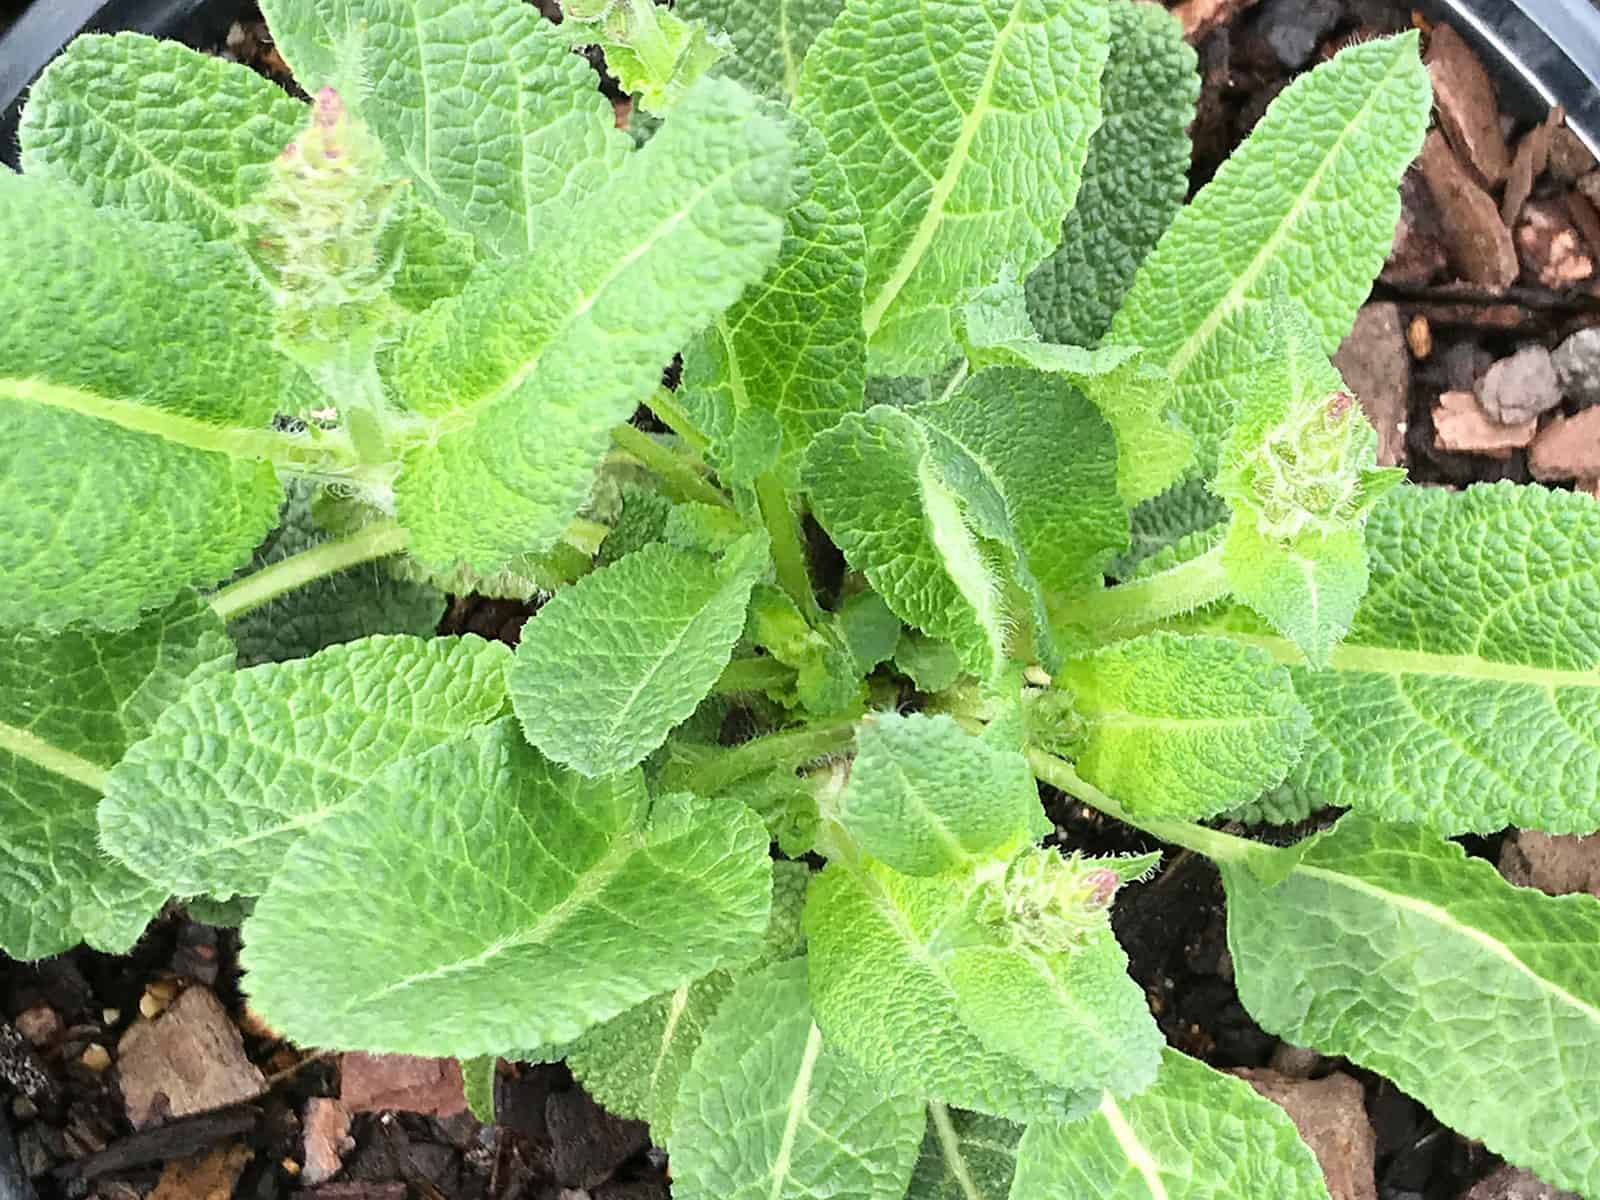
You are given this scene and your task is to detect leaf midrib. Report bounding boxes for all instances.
[0,720,110,792]
[1218,630,1600,689]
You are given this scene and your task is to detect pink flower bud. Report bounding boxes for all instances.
[1085,868,1119,908]
[315,87,345,128]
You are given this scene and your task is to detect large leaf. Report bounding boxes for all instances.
[795,0,1110,373]
[676,0,845,100]
[0,594,231,958]
[1108,33,1431,467]
[906,1108,1020,1200]
[0,173,287,631]
[100,634,510,897]
[258,0,629,259]
[1026,2,1196,348]
[1011,1048,1332,1200]
[241,720,773,1056]
[389,77,789,569]
[1225,813,1600,1198]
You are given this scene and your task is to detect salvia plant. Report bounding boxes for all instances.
[3,0,1599,1195]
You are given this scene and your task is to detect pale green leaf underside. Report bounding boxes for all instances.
[0,594,231,958]
[509,533,766,778]
[796,0,1110,374]
[391,77,789,569]
[1224,813,1600,1199]
[907,1107,1020,1200]
[100,634,510,898]
[669,958,925,1200]
[1011,1048,1332,1200]
[259,0,629,259]
[678,0,845,99]
[1108,33,1431,467]
[242,720,773,1056]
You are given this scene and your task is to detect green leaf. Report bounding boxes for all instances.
[1221,519,1368,672]
[894,632,966,693]
[258,0,629,259]
[569,2,731,117]
[1224,812,1600,1199]
[796,0,1111,373]
[241,720,773,1056]
[1108,32,1432,468]
[677,107,865,490]
[1116,477,1228,578]
[839,713,1039,876]
[461,1056,496,1124]
[670,957,925,1200]
[1026,2,1197,349]
[677,0,845,99]
[1011,1048,1332,1200]
[1059,632,1309,820]
[100,634,510,897]
[906,1107,1020,1200]
[0,173,287,631]
[509,533,767,777]
[563,860,810,1140]
[390,77,790,569]
[0,594,231,958]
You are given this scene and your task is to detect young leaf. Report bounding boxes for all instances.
[906,1107,1020,1200]
[1026,2,1197,349]
[670,958,925,1200]
[839,712,1040,876]
[100,635,510,897]
[0,594,231,958]
[563,1,731,117]
[676,0,845,100]
[243,720,773,1056]
[1224,813,1600,1199]
[1108,33,1431,467]
[677,108,866,489]
[0,173,289,631]
[461,1056,497,1124]
[258,0,630,259]
[390,78,790,569]
[1058,632,1310,820]
[509,533,767,778]
[1011,1048,1333,1200]
[796,0,1111,373]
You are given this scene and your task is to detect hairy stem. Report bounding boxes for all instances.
[208,518,410,622]
[755,472,821,623]
[1051,543,1230,637]
[609,422,731,510]
[645,387,711,454]
[678,714,860,797]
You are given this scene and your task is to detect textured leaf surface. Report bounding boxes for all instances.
[509,534,766,777]
[1011,1048,1331,1200]
[259,0,629,258]
[796,0,1110,373]
[101,635,510,897]
[0,174,284,630]
[1108,33,1431,466]
[0,594,231,958]
[1060,632,1309,820]
[1026,3,1196,348]
[677,0,845,99]
[242,720,772,1056]
[906,1108,1019,1200]
[677,108,865,489]
[840,712,1039,875]
[391,78,788,568]
[670,958,925,1200]
[1225,813,1600,1198]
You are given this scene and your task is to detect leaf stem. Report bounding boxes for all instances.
[1051,543,1231,637]
[208,518,410,622]
[755,471,821,623]
[678,714,860,797]
[927,1103,986,1200]
[645,387,711,454]
[609,423,731,510]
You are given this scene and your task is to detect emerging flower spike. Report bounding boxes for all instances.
[973,846,1122,956]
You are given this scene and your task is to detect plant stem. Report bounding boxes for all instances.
[208,518,410,622]
[678,714,860,797]
[755,471,821,623]
[714,656,796,694]
[609,423,731,509]
[645,388,711,454]
[1051,543,1231,636]
[927,1104,985,1200]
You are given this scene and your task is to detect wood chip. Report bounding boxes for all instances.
[1500,829,1600,898]
[1382,171,1450,286]
[1425,24,1511,185]
[1502,107,1564,228]
[1565,191,1600,264]
[302,1098,353,1186]
[1433,390,1535,457]
[1231,1069,1377,1200]
[341,1053,466,1118]
[1406,314,1433,359]
[148,1143,252,1200]
[1462,1163,1584,1200]
[116,986,266,1129]
[1332,302,1410,466]
[1419,130,1518,289]
[1548,125,1598,183]
[1515,199,1595,288]
[1530,406,1600,479]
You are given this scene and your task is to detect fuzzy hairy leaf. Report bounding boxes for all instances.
[1108,33,1431,467]
[906,1108,1020,1200]
[509,533,766,777]
[1026,2,1196,348]
[100,635,510,897]
[796,0,1110,373]
[259,0,629,259]
[670,958,925,1200]
[242,719,773,1056]
[1011,1048,1332,1200]
[676,0,844,99]
[390,78,789,569]
[0,173,286,631]
[1225,813,1600,1199]
[0,594,231,958]
[1059,632,1309,820]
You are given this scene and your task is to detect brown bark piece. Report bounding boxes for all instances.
[1515,199,1595,288]
[1464,1162,1585,1200]
[1382,171,1450,286]
[341,1053,466,1118]
[148,1143,252,1200]
[1170,0,1261,42]
[1433,391,1534,457]
[1419,131,1519,289]
[1565,191,1600,264]
[1548,126,1598,183]
[1502,107,1564,228]
[1231,1068,1377,1200]
[116,987,265,1129]
[1476,346,1562,424]
[301,1187,409,1200]
[1499,829,1600,898]
[302,1098,353,1186]
[1332,302,1409,466]
[1531,407,1600,479]
[1426,24,1511,186]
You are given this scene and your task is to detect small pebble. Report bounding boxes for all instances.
[1406,314,1432,359]
[14,1006,61,1048]
[79,1043,112,1073]
[1553,327,1600,408]
[1475,346,1562,425]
